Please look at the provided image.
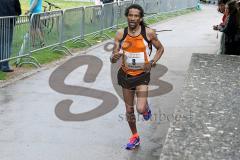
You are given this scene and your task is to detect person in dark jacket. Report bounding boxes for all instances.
[220,0,240,55]
[213,0,230,54]
[0,0,22,72]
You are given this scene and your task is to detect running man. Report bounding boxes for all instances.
[110,4,164,150]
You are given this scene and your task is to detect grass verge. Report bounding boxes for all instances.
[0,72,7,80]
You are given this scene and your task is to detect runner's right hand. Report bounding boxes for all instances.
[110,53,123,63]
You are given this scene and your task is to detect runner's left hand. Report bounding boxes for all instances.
[143,63,152,72]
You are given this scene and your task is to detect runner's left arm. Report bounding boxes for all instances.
[148,29,164,67]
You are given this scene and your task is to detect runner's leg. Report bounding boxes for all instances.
[136,85,148,114]
[122,88,137,135]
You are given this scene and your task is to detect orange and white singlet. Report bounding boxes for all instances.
[120,25,152,76]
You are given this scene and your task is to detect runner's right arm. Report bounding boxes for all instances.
[110,29,124,63]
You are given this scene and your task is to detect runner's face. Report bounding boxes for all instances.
[127,8,142,29]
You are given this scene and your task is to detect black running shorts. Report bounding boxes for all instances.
[117,68,150,90]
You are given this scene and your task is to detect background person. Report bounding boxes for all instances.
[213,0,230,54]
[0,0,22,72]
[26,0,44,47]
[220,0,240,55]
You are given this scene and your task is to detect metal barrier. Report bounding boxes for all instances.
[142,0,160,22]
[132,0,145,8]
[184,0,190,9]
[166,0,174,12]
[0,0,198,68]
[159,0,168,12]
[144,0,160,14]
[118,0,133,26]
[102,2,119,30]
[191,0,199,8]
[84,5,103,36]
[29,10,71,62]
[0,16,19,63]
[178,0,187,10]
[62,7,84,43]
[62,7,90,46]
[170,0,178,12]
[0,16,34,66]
[83,5,112,43]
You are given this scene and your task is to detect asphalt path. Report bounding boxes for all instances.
[0,4,221,160]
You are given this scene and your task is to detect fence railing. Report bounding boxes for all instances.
[0,0,198,68]
[62,7,85,43]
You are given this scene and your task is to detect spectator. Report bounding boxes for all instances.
[26,0,42,15]
[220,0,240,55]
[213,0,230,54]
[0,0,22,72]
[26,0,44,47]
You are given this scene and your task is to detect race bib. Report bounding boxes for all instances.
[124,52,145,70]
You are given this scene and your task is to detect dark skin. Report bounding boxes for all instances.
[110,8,164,135]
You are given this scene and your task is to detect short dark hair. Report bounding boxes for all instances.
[125,4,144,18]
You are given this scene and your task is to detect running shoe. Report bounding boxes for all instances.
[143,105,152,121]
[125,135,140,150]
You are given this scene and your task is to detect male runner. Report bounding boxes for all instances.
[110,4,164,150]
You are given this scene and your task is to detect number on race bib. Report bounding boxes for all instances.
[132,59,136,65]
[125,52,146,70]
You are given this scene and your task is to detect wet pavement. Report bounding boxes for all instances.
[0,5,222,160]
